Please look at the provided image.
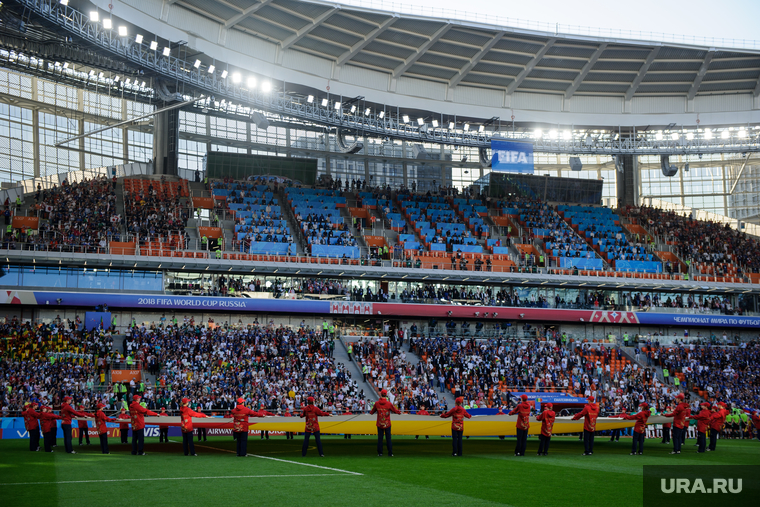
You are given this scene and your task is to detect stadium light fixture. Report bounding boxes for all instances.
[534,129,543,139]
[114,75,120,82]
[118,26,128,37]
[307,95,314,103]
[686,132,694,140]
[549,129,558,139]
[739,127,748,138]
[704,128,712,139]
[90,11,99,22]
[135,34,143,44]
[194,59,202,69]
[334,102,341,111]
[125,78,131,85]
[98,72,104,79]
[163,47,171,57]
[261,81,271,92]
[656,131,663,141]
[417,118,424,126]
[102,18,112,29]
[671,132,679,140]
[321,98,328,107]
[448,122,455,130]
[60,0,69,5]
[232,72,241,83]
[478,125,485,133]
[150,41,158,51]
[463,123,470,131]
[350,105,356,113]
[63,62,69,69]
[379,111,385,119]
[364,108,371,116]
[432,120,439,127]
[88,70,95,76]
[562,130,571,140]
[246,77,256,88]
[402,115,410,123]
[221,70,228,79]
[721,130,730,139]
[207,65,215,74]
[141,81,146,88]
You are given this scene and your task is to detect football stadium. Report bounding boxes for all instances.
[0,0,759,505]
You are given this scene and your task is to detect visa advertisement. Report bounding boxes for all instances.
[490,139,534,174]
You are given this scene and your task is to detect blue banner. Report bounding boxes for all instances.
[490,140,534,174]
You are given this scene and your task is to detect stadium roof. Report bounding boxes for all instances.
[149,0,760,98]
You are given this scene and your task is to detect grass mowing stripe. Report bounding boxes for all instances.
[0,474,352,486]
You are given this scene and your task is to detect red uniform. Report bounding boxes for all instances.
[751,413,760,430]
[95,409,117,434]
[179,406,207,433]
[301,404,330,433]
[690,408,711,434]
[572,402,599,432]
[536,409,556,437]
[129,401,159,430]
[119,412,130,430]
[441,406,471,431]
[39,410,62,433]
[664,402,690,429]
[22,407,40,431]
[230,405,262,432]
[622,409,651,433]
[61,403,88,425]
[509,402,531,430]
[77,406,92,430]
[370,398,400,429]
[417,409,430,416]
[709,411,724,432]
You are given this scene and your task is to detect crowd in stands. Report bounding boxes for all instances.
[124,322,368,413]
[32,176,122,252]
[0,318,116,414]
[124,177,189,246]
[631,205,760,273]
[641,340,759,410]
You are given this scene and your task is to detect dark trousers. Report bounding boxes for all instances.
[697,431,706,452]
[756,429,760,441]
[672,427,683,452]
[62,424,74,453]
[159,428,169,443]
[610,429,620,441]
[120,428,129,444]
[451,430,463,456]
[131,428,145,455]
[182,432,196,455]
[515,428,528,456]
[197,428,207,441]
[583,430,595,454]
[78,426,90,445]
[681,426,687,445]
[302,431,324,456]
[709,428,718,450]
[235,432,248,456]
[99,433,110,454]
[538,434,551,454]
[631,432,645,453]
[260,430,269,440]
[377,427,392,455]
[43,430,55,452]
[29,427,40,451]
[286,432,294,439]
[661,427,671,443]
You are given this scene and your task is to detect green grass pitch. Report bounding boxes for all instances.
[1,435,758,506]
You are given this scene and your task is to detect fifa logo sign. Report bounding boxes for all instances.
[660,478,742,494]
[494,150,530,165]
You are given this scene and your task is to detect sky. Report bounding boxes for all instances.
[340,0,760,45]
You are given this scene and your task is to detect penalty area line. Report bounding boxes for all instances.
[0,474,351,486]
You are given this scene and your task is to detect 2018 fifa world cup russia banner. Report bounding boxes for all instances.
[490,139,534,174]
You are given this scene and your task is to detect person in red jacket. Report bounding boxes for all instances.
[230,397,263,456]
[535,402,556,456]
[664,393,689,454]
[180,397,208,456]
[259,408,275,440]
[129,394,159,456]
[283,408,295,440]
[661,404,672,444]
[690,402,712,453]
[415,407,431,440]
[370,389,401,457]
[22,401,41,452]
[38,404,62,453]
[94,402,117,454]
[572,396,599,456]
[118,408,130,444]
[441,396,471,457]
[341,408,353,440]
[509,394,531,456]
[301,396,331,457]
[60,396,89,454]
[708,404,723,451]
[158,407,170,443]
[621,402,651,455]
[76,403,94,446]
[751,410,760,441]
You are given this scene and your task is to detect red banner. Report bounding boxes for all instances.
[111,370,142,382]
[12,216,39,230]
[198,226,223,239]
[110,242,136,255]
[192,197,215,209]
